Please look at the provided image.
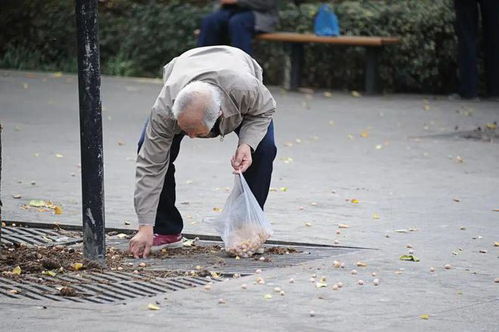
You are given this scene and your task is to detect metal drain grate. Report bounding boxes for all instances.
[0,272,214,304]
[1,226,82,246]
[142,241,358,275]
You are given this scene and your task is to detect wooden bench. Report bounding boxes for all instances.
[255,32,400,94]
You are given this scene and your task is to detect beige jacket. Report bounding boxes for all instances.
[135,46,276,226]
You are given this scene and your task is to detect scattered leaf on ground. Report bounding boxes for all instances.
[360,130,369,138]
[29,200,47,207]
[315,282,328,288]
[212,207,222,212]
[12,194,22,199]
[400,255,420,262]
[12,266,22,275]
[148,303,160,310]
[372,213,380,220]
[54,206,63,215]
[182,237,199,247]
[263,294,273,300]
[351,199,359,204]
[419,314,429,320]
[55,153,64,158]
[42,270,57,277]
[338,224,350,229]
[351,91,361,97]
[305,222,312,227]
[72,263,83,271]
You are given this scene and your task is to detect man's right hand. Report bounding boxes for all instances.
[129,225,154,258]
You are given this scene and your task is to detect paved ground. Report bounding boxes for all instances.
[1,69,498,331]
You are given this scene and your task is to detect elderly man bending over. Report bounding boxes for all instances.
[129,46,277,258]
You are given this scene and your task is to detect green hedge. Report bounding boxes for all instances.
[0,0,458,93]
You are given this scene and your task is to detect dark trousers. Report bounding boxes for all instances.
[454,0,499,97]
[138,121,277,235]
[197,8,256,55]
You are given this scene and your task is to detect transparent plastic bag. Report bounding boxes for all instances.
[213,173,273,257]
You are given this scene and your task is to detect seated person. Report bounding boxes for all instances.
[197,0,278,55]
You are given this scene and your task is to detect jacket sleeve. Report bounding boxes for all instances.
[134,101,176,226]
[236,79,276,150]
[236,0,277,11]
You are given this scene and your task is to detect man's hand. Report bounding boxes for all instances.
[129,225,153,258]
[231,143,252,173]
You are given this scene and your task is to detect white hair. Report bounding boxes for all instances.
[172,81,221,129]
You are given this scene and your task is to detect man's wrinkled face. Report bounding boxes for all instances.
[178,116,210,138]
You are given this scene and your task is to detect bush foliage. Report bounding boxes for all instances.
[0,0,458,93]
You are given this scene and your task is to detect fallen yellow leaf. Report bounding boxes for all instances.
[212,207,222,212]
[12,266,22,275]
[263,294,273,300]
[419,314,429,320]
[72,263,84,271]
[54,206,63,215]
[147,303,160,310]
[52,72,63,78]
[351,91,361,97]
[315,282,328,288]
[55,153,64,158]
[351,199,359,204]
[493,242,499,247]
[356,261,368,267]
[360,130,369,138]
[338,224,350,229]
[42,270,57,277]
[29,200,47,208]
[372,213,380,220]
[279,187,288,192]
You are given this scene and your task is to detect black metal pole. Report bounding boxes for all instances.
[75,0,105,263]
[0,123,3,252]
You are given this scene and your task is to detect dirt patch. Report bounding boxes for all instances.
[266,246,299,255]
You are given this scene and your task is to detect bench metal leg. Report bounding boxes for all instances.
[283,43,304,90]
[365,47,382,94]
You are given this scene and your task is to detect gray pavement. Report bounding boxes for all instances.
[1,69,498,331]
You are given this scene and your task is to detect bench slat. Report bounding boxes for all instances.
[256,33,400,46]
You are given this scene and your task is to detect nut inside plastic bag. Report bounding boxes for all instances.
[212,172,273,257]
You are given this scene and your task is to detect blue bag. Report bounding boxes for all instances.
[314,4,340,36]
